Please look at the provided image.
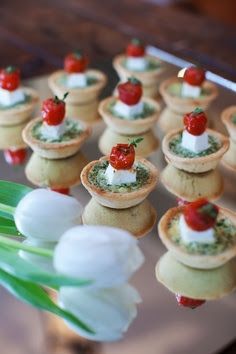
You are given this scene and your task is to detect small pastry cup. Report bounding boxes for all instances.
[160,77,218,114]
[81,156,158,209]
[25,151,88,188]
[161,164,223,201]
[156,251,236,300]
[98,128,159,158]
[0,87,39,126]
[221,105,236,142]
[158,205,236,269]
[65,99,100,124]
[0,121,27,150]
[82,198,157,238]
[48,69,107,105]
[113,54,165,98]
[158,107,184,134]
[162,128,229,173]
[98,96,160,135]
[23,117,91,159]
[221,139,236,172]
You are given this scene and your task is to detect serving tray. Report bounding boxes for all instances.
[0,49,235,354]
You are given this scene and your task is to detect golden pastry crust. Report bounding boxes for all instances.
[98,96,160,135]
[158,107,183,133]
[221,105,236,142]
[81,156,158,209]
[25,151,88,188]
[98,128,159,158]
[156,251,236,300]
[82,198,157,238]
[0,87,39,126]
[161,164,224,201]
[48,69,107,104]
[162,128,229,173]
[113,54,165,86]
[158,205,236,269]
[221,139,236,172]
[160,77,218,114]
[65,100,100,125]
[23,117,91,159]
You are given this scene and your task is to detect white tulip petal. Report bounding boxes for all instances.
[59,284,141,341]
[53,225,145,288]
[14,189,83,242]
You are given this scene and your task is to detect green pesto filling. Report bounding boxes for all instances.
[32,119,83,143]
[88,160,150,193]
[57,74,98,88]
[109,100,155,120]
[168,215,236,255]
[169,133,221,158]
[0,94,31,111]
[231,114,236,124]
[122,58,161,72]
[167,82,211,98]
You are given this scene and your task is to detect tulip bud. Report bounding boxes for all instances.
[53,225,144,288]
[14,189,83,242]
[59,284,141,341]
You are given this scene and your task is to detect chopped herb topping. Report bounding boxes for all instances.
[109,100,155,120]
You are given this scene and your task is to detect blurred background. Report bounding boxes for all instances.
[0,0,235,80]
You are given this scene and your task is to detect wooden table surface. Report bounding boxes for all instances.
[0,0,236,81]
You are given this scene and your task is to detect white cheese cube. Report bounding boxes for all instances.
[181,130,209,153]
[179,215,215,244]
[0,87,25,106]
[104,163,136,185]
[41,121,66,140]
[67,73,87,88]
[126,57,148,71]
[113,100,144,119]
[182,82,201,98]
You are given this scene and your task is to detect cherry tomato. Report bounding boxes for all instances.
[118,77,142,106]
[175,294,206,309]
[0,66,20,91]
[109,143,135,170]
[4,148,27,165]
[64,51,89,73]
[51,187,70,195]
[184,66,205,86]
[42,93,68,126]
[183,108,207,136]
[126,38,145,57]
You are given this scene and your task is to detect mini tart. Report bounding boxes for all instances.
[113,54,164,90]
[23,117,91,159]
[158,205,236,269]
[98,96,160,135]
[82,198,157,238]
[0,121,27,150]
[48,69,107,104]
[0,87,39,126]
[160,77,218,114]
[158,107,183,134]
[161,164,223,201]
[25,151,88,188]
[80,156,158,209]
[98,128,159,158]
[156,251,236,300]
[162,128,229,173]
[221,105,236,142]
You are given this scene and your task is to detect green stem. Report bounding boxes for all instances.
[0,235,53,258]
[0,203,15,216]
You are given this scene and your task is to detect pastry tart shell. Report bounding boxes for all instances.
[221,105,236,142]
[0,121,27,149]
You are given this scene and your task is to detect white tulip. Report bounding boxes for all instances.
[53,225,144,288]
[14,189,83,242]
[59,284,141,341]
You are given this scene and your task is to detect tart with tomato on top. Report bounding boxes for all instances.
[221,106,236,171]
[0,66,38,126]
[160,66,218,115]
[48,51,107,106]
[113,38,164,98]
[99,77,160,135]
[162,108,229,173]
[23,93,91,159]
[81,139,158,209]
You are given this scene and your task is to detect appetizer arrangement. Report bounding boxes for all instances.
[22,93,91,193]
[159,66,218,133]
[161,108,229,201]
[81,140,158,237]
[113,38,164,98]
[48,51,107,124]
[156,199,236,307]
[0,66,39,165]
[99,77,160,157]
[221,106,236,172]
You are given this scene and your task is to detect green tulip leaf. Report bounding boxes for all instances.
[0,268,94,334]
[0,245,92,288]
[0,216,21,236]
[0,180,32,207]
